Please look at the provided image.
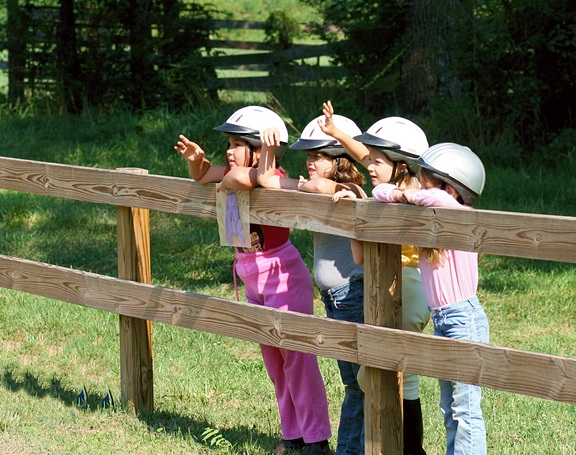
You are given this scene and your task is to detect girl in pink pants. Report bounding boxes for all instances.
[175,105,331,455]
[236,242,331,446]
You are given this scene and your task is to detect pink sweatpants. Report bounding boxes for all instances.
[235,241,332,444]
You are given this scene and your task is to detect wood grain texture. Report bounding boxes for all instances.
[117,168,153,414]
[363,242,403,454]
[0,158,576,263]
[357,325,576,404]
[1,157,573,262]
[1,254,575,404]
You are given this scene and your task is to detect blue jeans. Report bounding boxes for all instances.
[431,296,489,455]
[321,276,364,455]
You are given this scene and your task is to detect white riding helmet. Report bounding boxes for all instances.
[418,142,486,205]
[290,114,362,158]
[213,106,289,159]
[354,117,429,170]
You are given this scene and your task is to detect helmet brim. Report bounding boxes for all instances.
[354,132,400,150]
[290,138,337,150]
[213,123,260,136]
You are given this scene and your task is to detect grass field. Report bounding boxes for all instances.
[0,101,574,455]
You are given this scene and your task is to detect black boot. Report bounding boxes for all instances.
[273,438,305,454]
[303,439,330,455]
[403,398,426,455]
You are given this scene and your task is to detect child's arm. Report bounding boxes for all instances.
[221,128,292,192]
[256,128,300,190]
[407,188,467,208]
[219,166,258,191]
[318,101,371,169]
[350,239,364,265]
[332,189,364,265]
[299,178,365,197]
[174,134,225,184]
[372,183,406,203]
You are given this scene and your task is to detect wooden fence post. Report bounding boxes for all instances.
[364,241,403,454]
[116,168,153,414]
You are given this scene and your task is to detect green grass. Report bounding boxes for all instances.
[195,0,321,23]
[0,100,575,454]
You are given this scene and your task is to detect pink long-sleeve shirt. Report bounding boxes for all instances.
[372,184,478,309]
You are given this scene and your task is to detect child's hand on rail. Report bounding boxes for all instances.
[332,189,357,203]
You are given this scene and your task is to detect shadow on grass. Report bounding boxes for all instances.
[139,409,281,453]
[0,367,100,409]
[0,366,280,453]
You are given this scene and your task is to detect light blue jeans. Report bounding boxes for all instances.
[321,276,364,455]
[430,296,489,455]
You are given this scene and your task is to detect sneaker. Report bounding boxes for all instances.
[273,438,306,454]
[303,440,330,455]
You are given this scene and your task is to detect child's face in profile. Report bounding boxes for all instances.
[367,148,394,185]
[226,136,253,168]
[306,151,334,179]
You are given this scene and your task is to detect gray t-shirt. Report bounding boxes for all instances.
[313,232,364,291]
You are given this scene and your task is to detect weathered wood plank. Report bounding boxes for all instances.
[364,242,403,454]
[0,157,217,219]
[210,39,271,51]
[213,67,345,89]
[0,254,356,360]
[212,20,265,30]
[117,168,153,414]
[0,157,575,263]
[357,325,576,404]
[0,254,575,404]
[355,198,576,263]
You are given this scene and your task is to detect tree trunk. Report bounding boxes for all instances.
[128,0,154,109]
[399,0,462,115]
[7,0,26,105]
[58,0,83,113]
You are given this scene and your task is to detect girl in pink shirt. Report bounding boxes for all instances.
[373,142,489,455]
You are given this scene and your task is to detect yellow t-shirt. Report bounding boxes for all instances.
[402,244,419,268]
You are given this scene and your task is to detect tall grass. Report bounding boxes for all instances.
[0,96,575,454]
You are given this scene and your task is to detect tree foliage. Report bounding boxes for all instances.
[303,0,575,154]
[4,0,217,111]
[301,0,408,115]
[452,0,576,150]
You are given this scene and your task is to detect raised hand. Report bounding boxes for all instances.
[174,134,205,162]
[261,127,282,148]
[318,101,338,138]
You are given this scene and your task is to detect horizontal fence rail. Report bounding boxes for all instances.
[0,253,574,404]
[0,157,574,263]
[206,19,341,90]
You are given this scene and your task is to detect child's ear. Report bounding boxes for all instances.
[445,184,459,199]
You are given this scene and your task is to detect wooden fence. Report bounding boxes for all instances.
[0,13,340,96]
[0,156,575,454]
[206,20,342,91]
